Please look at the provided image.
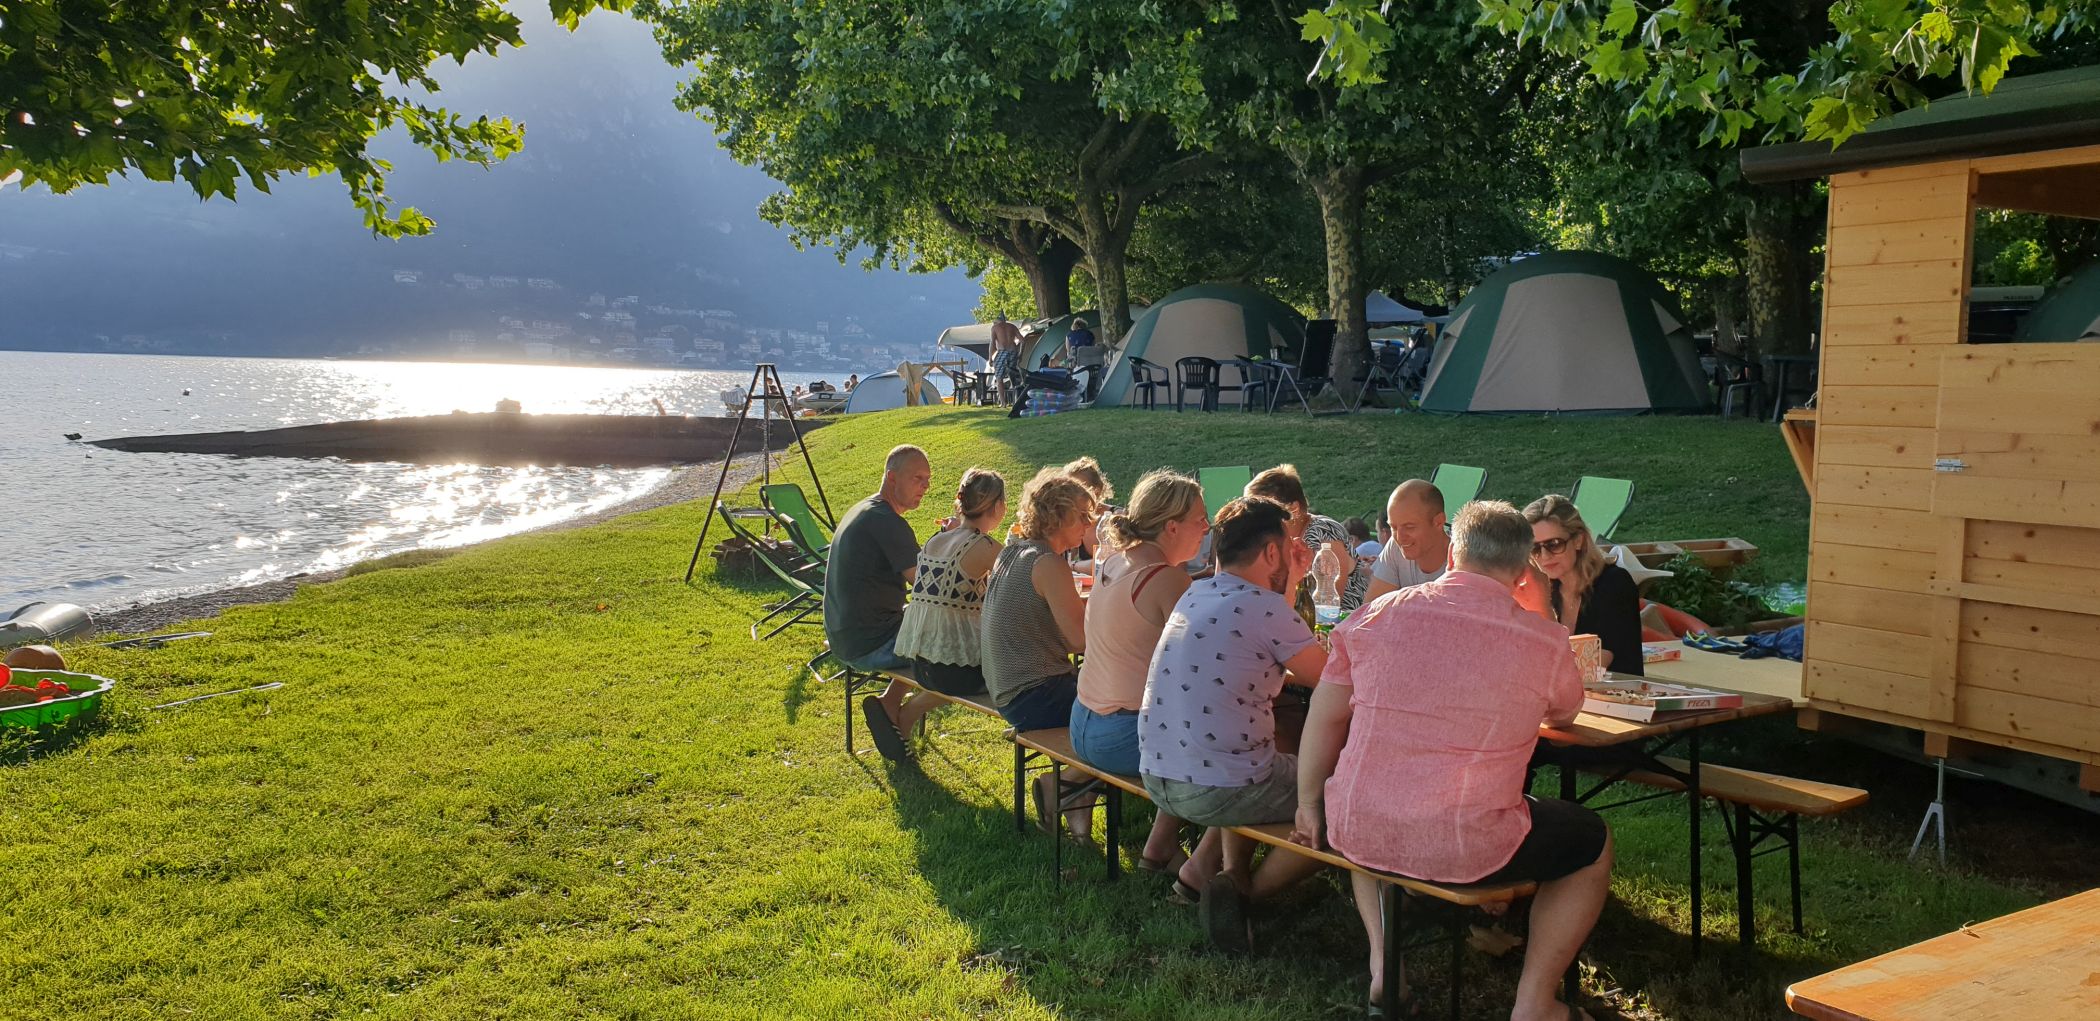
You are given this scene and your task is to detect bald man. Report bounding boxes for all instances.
[1360,480,1451,604]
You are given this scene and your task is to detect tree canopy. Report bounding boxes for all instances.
[0,0,626,237]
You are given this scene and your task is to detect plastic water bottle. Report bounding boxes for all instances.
[1311,544,1343,631]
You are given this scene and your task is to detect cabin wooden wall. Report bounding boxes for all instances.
[1806,154,2100,768]
[1804,161,1973,733]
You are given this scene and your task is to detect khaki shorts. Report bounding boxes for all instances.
[1143,753,1298,827]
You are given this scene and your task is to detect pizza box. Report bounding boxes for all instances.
[1582,680,1743,722]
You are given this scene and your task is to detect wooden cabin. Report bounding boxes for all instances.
[1742,67,2100,794]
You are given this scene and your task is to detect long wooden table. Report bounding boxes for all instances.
[1646,647,1806,705]
[1787,889,2100,1020]
[1540,690,1796,953]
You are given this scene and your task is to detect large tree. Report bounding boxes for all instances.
[640,0,1225,347]
[0,0,626,237]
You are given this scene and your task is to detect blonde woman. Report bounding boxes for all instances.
[982,468,1096,832]
[1517,494,1643,676]
[869,469,1008,759]
[1072,470,1210,877]
[1062,456,1116,571]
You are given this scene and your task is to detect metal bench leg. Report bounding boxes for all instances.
[1380,884,1405,1021]
[844,674,857,756]
[1788,814,1805,934]
[1734,803,1756,947]
[1689,733,1703,957]
[1013,742,1027,834]
[1051,761,1065,885]
[1104,787,1122,881]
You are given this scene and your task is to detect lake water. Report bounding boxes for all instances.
[0,353,832,614]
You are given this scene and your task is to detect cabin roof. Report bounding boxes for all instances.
[1740,65,2100,183]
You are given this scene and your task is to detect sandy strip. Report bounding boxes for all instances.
[92,450,796,637]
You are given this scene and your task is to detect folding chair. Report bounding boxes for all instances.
[1428,463,1487,519]
[1346,345,1406,412]
[1197,466,1253,522]
[760,482,832,564]
[1570,476,1635,539]
[715,505,825,640]
[1268,328,1335,414]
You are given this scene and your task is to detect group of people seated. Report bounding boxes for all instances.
[821,445,1644,1020]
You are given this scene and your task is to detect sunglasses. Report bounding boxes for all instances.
[1531,537,1571,557]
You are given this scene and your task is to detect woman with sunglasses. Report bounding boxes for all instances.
[1516,494,1644,676]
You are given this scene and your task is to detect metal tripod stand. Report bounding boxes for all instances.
[682,363,834,583]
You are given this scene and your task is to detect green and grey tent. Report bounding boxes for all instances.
[1093,284,1306,407]
[2016,261,2100,342]
[1419,252,1711,414]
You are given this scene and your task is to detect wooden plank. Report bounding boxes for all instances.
[1974,166,2100,220]
[1815,463,1934,508]
[1929,517,1964,722]
[1971,142,2100,174]
[1931,580,2100,618]
[1937,386,2100,435]
[1822,258,1967,307]
[1820,346,1942,388]
[1784,889,2100,1021]
[1939,430,2100,480]
[1804,660,1930,717]
[1933,475,2100,530]
[1968,519,2100,568]
[1813,504,1937,554]
[1826,219,1970,268]
[1781,410,1817,491]
[2082,763,2100,794]
[1957,686,2100,755]
[1827,173,1971,229]
[1804,698,2100,766]
[1812,541,1936,591]
[1963,601,2100,662]
[1820,302,1962,347]
[1808,580,1937,636]
[1960,643,2100,708]
[1963,555,2100,603]
[1834,160,1974,187]
[1819,386,1938,428]
[1808,619,1934,678]
[1816,425,1936,469]
[1645,649,1805,704]
[1937,344,2100,393]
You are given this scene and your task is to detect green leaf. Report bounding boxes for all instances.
[1604,0,1640,36]
[1919,10,1953,44]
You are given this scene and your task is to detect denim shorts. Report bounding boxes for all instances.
[997,673,1078,731]
[842,633,913,677]
[1069,701,1141,777]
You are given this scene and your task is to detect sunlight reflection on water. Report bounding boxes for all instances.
[1,352,830,611]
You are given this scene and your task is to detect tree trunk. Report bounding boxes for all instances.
[1744,186,1818,360]
[1309,162,1369,400]
[1018,237,1081,319]
[1074,192,1133,349]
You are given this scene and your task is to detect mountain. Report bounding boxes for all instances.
[0,9,981,363]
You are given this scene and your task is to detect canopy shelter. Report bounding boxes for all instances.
[1417,251,1710,414]
[1739,64,2100,805]
[2016,259,2100,341]
[841,369,944,414]
[935,322,997,364]
[1365,291,1451,325]
[1092,284,1307,407]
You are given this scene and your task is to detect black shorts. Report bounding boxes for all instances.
[1475,797,1608,884]
[911,658,987,697]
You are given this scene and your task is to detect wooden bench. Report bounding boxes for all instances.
[808,646,1001,756]
[1011,726,1546,1021]
[1588,755,1866,945]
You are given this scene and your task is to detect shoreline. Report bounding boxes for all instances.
[91,450,782,637]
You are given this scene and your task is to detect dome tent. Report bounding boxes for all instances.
[1025,310,1109,369]
[1092,284,1307,407]
[1419,252,1711,414]
[2015,260,2100,342]
[841,370,944,414]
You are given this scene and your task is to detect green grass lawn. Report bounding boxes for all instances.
[0,407,2057,1020]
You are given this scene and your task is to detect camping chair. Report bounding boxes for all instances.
[715,505,825,640]
[1197,466,1253,523]
[1127,356,1168,410]
[1268,329,1335,414]
[1428,463,1487,519]
[760,483,832,565]
[1570,476,1635,540]
[1223,357,1273,412]
[1713,350,1764,419]
[1174,356,1222,411]
[1346,343,1406,412]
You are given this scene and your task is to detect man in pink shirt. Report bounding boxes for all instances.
[1292,500,1611,1021]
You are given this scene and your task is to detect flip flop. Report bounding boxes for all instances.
[860,696,911,763]
[1169,876,1203,905]
[1138,848,1189,876]
[1198,872,1251,955]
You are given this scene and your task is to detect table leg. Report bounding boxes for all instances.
[1689,732,1703,957]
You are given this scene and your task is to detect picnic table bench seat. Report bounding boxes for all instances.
[1010,726,1552,1021]
[1586,754,1866,945]
[810,647,1002,755]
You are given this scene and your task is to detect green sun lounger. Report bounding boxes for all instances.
[716,505,825,640]
[761,483,832,564]
[1197,466,1253,521]
[1428,463,1487,519]
[1571,476,1635,539]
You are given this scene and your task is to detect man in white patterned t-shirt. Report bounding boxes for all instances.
[1362,479,1450,604]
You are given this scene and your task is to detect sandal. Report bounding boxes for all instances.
[1198,871,1252,955]
[1138,848,1189,877]
[860,696,910,762]
[1169,876,1203,905]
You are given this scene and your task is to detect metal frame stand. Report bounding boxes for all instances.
[1909,757,1949,864]
[683,363,833,584]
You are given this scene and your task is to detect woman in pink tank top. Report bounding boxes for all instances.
[1072,469,1210,878]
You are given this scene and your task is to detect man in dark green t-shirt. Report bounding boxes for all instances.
[825,445,932,758]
